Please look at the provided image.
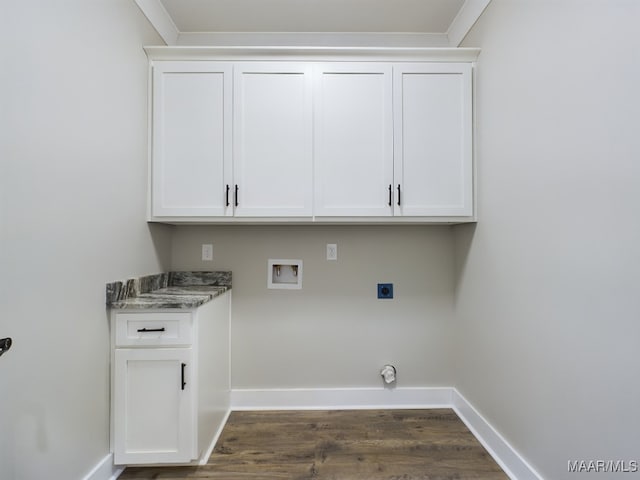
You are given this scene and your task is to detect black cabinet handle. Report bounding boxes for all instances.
[0,337,12,357]
[137,327,165,333]
[397,184,401,206]
[234,185,239,207]
[181,363,187,390]
[388,184,392,206]
[225,184,230,207]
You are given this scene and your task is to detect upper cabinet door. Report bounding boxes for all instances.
[313,64,394,217]
[233,63,313,217]
[393,63,473,217]
[151,62,232,217]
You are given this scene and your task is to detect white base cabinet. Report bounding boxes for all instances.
[111,292,231,466]
[114,348,194,464]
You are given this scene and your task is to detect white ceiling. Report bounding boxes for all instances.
[160,0,464,34]
[135,0,490,47]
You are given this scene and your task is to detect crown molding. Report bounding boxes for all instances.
[134,0,491,49]
[134,0,179,45]
[143,45,481,62]
[447,0,492,46]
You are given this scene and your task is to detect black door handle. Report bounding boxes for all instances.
[397,184,401,206]
[0,337,12,357]
[225,184,230,207]
[388,184,392,206]
[181,363,187,390]
[234,185,239,207]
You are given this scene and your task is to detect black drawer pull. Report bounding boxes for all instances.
[181,363,187,390]
[137,327,166,333]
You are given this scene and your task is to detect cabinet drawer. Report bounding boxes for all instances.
[115,312,193,347]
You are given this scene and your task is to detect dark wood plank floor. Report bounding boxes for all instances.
[119,409,509,480]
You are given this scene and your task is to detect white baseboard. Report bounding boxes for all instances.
[231,387,543,480]
[88,388,541,480]
[82,453,124,480]
[452,389,543,480]
[231,386,453,410]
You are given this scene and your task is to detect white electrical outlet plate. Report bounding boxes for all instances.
[202,244,213,261]
[326,244,337,261]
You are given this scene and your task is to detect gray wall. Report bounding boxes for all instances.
[0,1,169,479]
[455,1,640,478]
[172,225,456,389]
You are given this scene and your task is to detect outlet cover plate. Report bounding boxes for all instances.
[377,283,393,299]
[202,244,213,261]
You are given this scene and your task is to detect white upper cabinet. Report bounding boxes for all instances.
[146,49,477,223]
[313,64,394,217]
[151,62,232,217]
[233,63,313,217]
[393,63,473,217]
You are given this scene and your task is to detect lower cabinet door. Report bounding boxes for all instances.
[113,348,194,464]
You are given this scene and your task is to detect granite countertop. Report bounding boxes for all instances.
[106,271,231,310]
